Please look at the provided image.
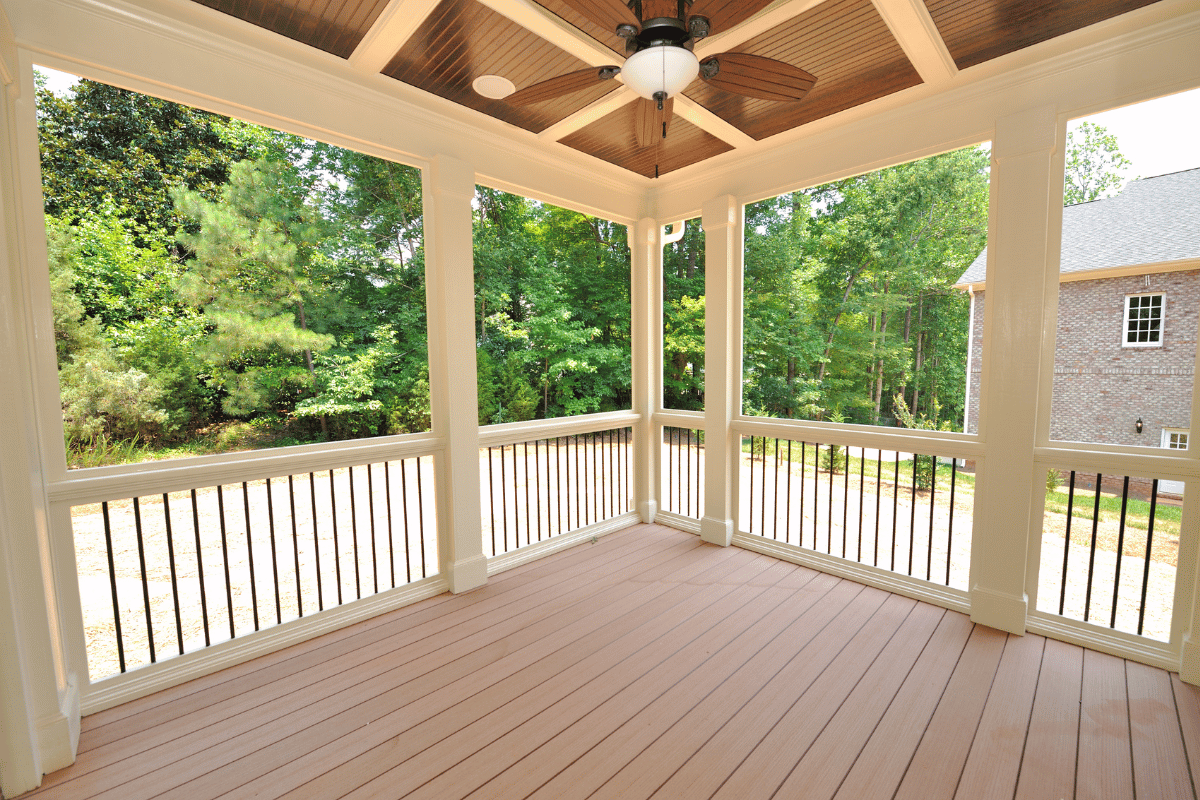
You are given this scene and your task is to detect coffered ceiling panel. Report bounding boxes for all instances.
[561,100,732,178]
[192,0,390,58]
[683,0,922,141]
[925,0,1163,70]
[381,0,620,134]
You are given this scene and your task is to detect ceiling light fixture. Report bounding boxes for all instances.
[619,45,699,109]
[472,74,516,100]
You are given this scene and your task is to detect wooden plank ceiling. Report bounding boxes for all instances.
[187,0,1166,177]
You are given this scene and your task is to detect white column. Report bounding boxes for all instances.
[0,28,81,796]
[423,155,486,593]
[630,218,661,523]
[700,195,743,547]
[968,106,1063,634]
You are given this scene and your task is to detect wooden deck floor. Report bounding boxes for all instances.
[22,523,1200,799]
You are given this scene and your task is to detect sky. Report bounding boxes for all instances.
[37,66,1200,183]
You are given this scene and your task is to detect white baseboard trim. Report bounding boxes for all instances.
[652,510,701,535]
[81,574,449,715]
[486,512,639,577]
[1026,611,1178,671]
[731,532,971,616]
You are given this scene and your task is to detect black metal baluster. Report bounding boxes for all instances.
[608,429,615,518]
[575,435,582,529]
[695,429,702,518]
[329,471,343,607]
[799,442,806,548]
[162,493,184,655]
[1111,476,1131,629]
[685,429,692,519]
[892,452,899,572]
[500,445,509,552]
[762,438,769,537]
[748,437,755,534]
[217,485,236,640]
[190,490,210,646]
[416,457,427,577]
[487,447,497,556]
[349,467,361,600]
[592,432,599,524]
[843,447,849,558]
[266,478,281,625]
[874,451,882,568]
[512,443,521,546]
[667,429,674,514]
[242,482,260,631]
[289,475,303,617]
[524,442,531,545]
[132,497,156,663]
[401,459,412,583]
[384,463,396,588]
[101,502,126,673]
[813,442,820,550]
[367,464,379,595]
[909,458,917,576]
[827,444,834,553]
[1138,480,1159,636]
[927,457,937,581]
[947,461,958,586]
[534,440,543,542]
[1059,471,1077,615]
[310,473,324,612]
[560,437,567,535]
[1084,474,1103,622]
[785,440,793,545]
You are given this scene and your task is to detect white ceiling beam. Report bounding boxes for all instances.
[672,95,756,148]
[538,85,639,141]
[348,0,440,74]
[475,0,620,67]
[870,0,957,85]
[694,0,827,59]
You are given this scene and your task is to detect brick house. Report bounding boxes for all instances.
[957,167,1200,492]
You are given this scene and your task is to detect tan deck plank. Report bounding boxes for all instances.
[1127,661,1194,799]
[1174,674,1200,793]
[645,590,913,799]
[276,553,784,800]
[79,523,670,745]
[463,569,841,800]
[391,560,818,800]
[710,599,943,799]
[36,531,702,794]
[1076,648,1134,800]
[954,632,1045,800]
[529,577,867,800]
[829,613,976,800]
[1015,637,1083,800]
[39,536,742,799]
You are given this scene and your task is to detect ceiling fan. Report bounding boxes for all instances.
[505,0,817,151]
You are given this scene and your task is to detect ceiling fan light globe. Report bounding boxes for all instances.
[620,45,699,100]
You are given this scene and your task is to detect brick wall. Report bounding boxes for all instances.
[965,269,1198,446]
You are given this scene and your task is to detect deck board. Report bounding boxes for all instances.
[22,523,1199,800]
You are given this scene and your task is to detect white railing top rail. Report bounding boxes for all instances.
[654,409,705,427]
[1035,445,1200,480]
[48,432,445,506]
[732,415,985,460]
[477,410,639,448]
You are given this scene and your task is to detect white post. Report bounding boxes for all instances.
[630,218,661,523]
[968,106,1062,634]
[0,27,81,796]
[700,195,743,547]
[424,155,486,593]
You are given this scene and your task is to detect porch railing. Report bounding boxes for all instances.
[661,424,705,519]
[479,415,635,558]
[739,434,972,592]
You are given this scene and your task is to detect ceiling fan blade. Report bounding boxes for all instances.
[507,66,620,106]
[633,96,674,148]
[700,53,816,102]
[558,0,640,33]
[687,0,776,32]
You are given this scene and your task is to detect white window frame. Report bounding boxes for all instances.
[1123,292,1165,348]
[1162,427,1189,450]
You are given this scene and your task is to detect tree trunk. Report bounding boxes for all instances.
[911,295,924,414]
[873,309,888,423]
[296,300,327,436]
[815,267,865,383]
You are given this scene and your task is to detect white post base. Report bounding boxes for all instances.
[446,554,488,594]
[1180,635,1200,686]
[638,499,658,525]
[969,585,1028,635]
[700,516,734,547]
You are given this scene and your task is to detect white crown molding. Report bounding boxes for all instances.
[348,0,440,74]
[8,0,649,221]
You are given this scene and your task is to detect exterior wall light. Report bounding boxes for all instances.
[1136,417,1144,434]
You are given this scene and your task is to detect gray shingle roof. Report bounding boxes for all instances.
[955,167,1200,286]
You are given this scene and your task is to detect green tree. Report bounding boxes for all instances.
[173,159,335,417]
[1064,121,1132,205]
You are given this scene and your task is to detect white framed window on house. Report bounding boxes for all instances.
[1162,428,1189,450]
[1124,293,1165,347]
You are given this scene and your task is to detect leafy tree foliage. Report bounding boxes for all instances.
[1064,121,1132,205]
